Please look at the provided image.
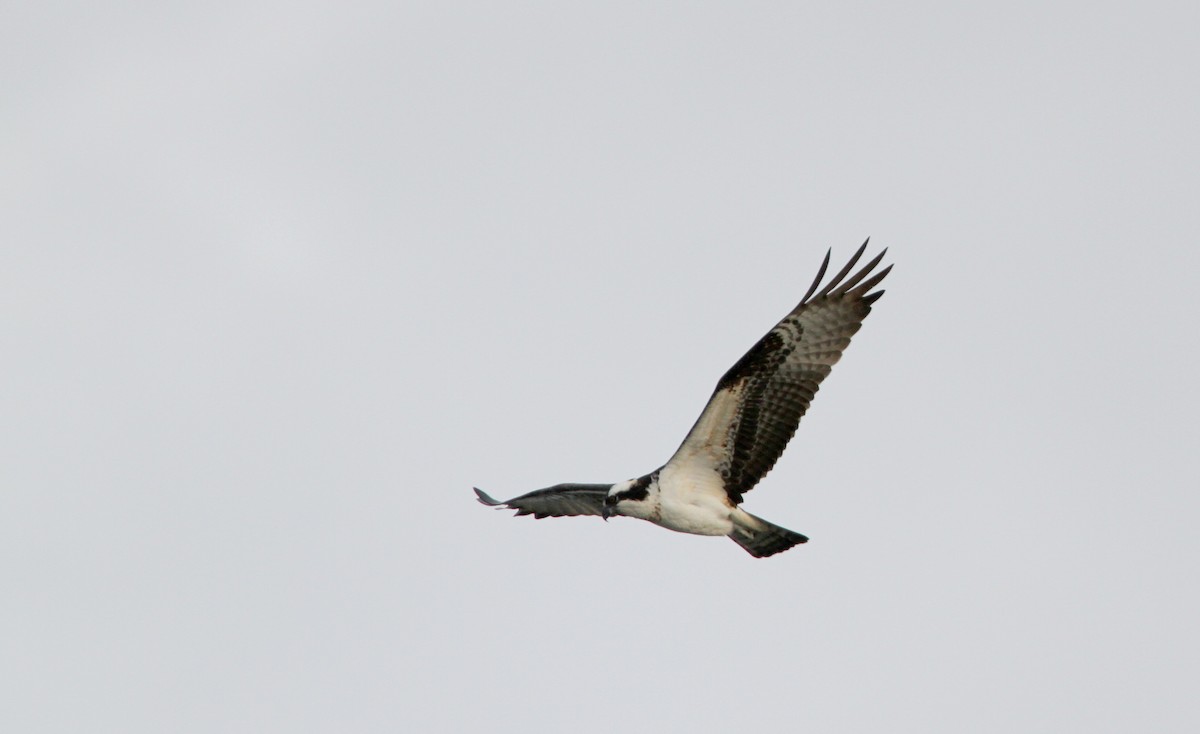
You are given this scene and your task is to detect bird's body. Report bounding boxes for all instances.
[475,241,891,557]
[606,467,732,536]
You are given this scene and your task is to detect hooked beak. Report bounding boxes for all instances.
[601,503,614,521]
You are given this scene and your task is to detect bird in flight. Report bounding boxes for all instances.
[475,241,891,557]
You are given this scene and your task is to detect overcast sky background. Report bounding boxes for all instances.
[4,2,1198,732]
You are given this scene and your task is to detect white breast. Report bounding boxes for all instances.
[653,461,735,536]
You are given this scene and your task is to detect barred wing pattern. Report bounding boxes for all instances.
[474,484,610,519]
[667,241,891,504]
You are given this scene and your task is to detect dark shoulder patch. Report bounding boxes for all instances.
[715,330,791,392]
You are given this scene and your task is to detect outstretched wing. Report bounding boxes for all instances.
[474,484,610,519]
[666,240,891,504]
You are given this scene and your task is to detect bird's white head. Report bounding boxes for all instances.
[602,473,659,521]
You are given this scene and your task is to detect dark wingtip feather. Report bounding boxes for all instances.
[474,487,505,507]
[833,247,889,296]
[815,240,870,299]
[850,263,893,299]
[800,248,833,304]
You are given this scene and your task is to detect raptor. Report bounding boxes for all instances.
[475,241,891,557]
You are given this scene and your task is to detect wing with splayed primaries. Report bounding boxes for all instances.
[474,484,610,519]
[667,240,891,504]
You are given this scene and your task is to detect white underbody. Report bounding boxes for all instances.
[612,461,762,537]
[655,461,736,535]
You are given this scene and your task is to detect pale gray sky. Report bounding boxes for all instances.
[3,2,1198,732]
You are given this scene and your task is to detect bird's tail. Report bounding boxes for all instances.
[728,509,808,558]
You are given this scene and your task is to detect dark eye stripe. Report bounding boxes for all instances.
[610,471,656,503]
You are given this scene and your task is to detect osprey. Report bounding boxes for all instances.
[475,241,891,557]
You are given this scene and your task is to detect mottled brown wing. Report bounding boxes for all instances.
[666,241,891,503]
